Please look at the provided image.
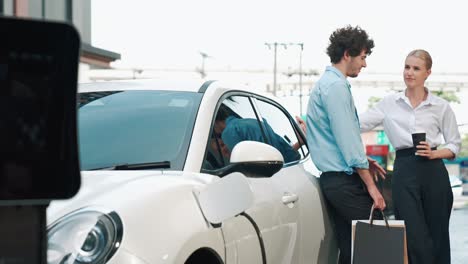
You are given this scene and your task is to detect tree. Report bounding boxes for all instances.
[367,96,382,109]
[458,134,468,158]
[432,90,460,104]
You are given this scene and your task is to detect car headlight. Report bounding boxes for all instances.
[47,209,123,264]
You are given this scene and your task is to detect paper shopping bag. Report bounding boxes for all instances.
[351,207,407,264]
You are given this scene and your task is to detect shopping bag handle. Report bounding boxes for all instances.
[369,204,390,229]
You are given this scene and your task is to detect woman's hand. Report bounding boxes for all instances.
[416,141,435,159]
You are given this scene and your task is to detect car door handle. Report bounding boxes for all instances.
[282,193,299,204]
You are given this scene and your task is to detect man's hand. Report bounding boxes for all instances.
[367,185,386,210]
[367,156,386,181]
[356,168,386,210]
[295,115,306,134]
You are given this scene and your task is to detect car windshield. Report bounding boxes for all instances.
[78,90,202,171]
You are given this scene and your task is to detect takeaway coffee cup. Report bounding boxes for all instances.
[412,132,426,149]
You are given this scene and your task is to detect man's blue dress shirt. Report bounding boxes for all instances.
[306,66,368,174]
[222,116,300,163]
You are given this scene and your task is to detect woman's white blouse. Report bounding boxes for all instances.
[359,90,461,156]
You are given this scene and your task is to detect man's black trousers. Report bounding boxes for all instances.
[319,171,377,264]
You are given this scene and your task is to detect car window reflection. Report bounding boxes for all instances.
[79,90,202,171]
[203,96,301,170]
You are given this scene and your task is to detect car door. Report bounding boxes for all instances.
[252,97,338,263]
[203,94,298,263]
[251,97,303,263]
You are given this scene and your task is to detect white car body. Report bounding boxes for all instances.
[47,79,338,264]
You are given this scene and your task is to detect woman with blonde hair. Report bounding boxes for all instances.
[359,49,461,263]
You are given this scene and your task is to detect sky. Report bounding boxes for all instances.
[91,0,468,74]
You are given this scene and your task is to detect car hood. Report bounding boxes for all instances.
[47,170,214,224]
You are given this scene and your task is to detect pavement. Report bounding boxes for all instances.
[450,194,468,264]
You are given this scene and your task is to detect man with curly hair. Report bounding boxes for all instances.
[305,25,386,264]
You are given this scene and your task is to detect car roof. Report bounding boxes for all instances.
[78,78,278,104]
[78,79,213,93]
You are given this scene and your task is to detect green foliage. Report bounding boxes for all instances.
[367,96,382,109]
[458,134,468,157]
[432,90,460,103]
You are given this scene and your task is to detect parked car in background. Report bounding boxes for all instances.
[450,175,463,197]
[47,79,338,264]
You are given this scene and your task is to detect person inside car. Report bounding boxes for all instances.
[213,103,301,164]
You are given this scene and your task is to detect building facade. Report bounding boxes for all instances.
[1,0,120,81]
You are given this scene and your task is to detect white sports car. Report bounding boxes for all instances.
[47,79,338,264]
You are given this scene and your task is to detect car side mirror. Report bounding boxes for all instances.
[197,172,254,224]
[229,141,284,177]
[201,141,284,178]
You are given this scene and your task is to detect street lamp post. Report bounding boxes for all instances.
[265,42,288,96]
[273,43,277,96]
[198,51,211,79]
[296,43,304,115]
[264,42,278,96]
[132,68,143,79]
[265,42,305,113]
[279,42,306,115]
